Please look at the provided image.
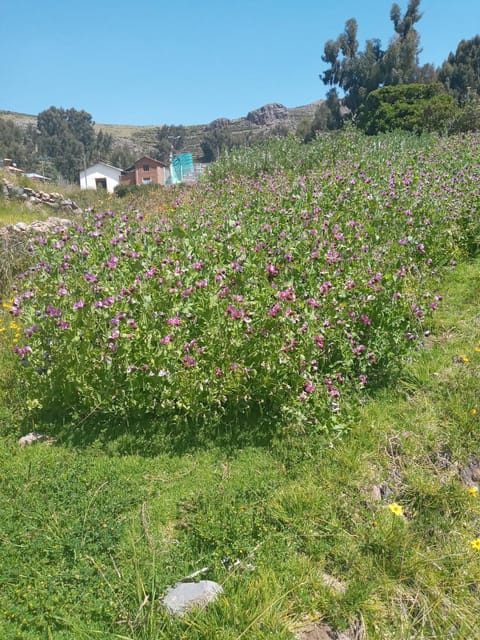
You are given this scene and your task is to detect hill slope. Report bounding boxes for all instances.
[0,100,322,160]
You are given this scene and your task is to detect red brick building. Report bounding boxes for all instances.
[119,156,169,186]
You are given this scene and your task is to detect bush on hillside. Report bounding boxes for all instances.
[359,83,457,135]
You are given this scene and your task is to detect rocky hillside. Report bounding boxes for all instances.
[0,100,323,161]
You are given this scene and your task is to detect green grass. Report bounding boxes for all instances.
[1,255,480,638]
[0,200,51,226]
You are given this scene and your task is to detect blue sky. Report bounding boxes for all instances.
[1,0,479,126]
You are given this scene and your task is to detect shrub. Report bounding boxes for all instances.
[359,83,458,135]
[7,132,480,439]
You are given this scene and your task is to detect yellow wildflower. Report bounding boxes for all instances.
[388,502,404,517]
[461,356,470,363]
[467,486,478,497]
[470,538,480,551]
[475,346,480,353]
[471,408,478,416]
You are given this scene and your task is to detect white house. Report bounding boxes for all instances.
[79,162,122,193]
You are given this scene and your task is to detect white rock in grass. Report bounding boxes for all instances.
[18,432,55,447]
[162,580,223,616]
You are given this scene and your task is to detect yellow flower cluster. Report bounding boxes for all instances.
[0,300,21,343]
[388,503,404,517]
[470,538,480,551]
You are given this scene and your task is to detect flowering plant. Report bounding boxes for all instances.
[8,132,480,437]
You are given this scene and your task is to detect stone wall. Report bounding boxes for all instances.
[1,177,83,215]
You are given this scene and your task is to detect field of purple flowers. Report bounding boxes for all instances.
[6,130,480,441]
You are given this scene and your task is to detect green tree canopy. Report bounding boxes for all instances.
[0,120,38,172]
[320,0,435,123]
[358,83,457,135]
[154,125,186,163]
[37,107,97,182]
[439,35,480,103]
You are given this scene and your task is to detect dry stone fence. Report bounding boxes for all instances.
[0,177,79,294]
[1,177,83,216]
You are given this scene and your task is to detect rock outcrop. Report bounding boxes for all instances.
[246,103,290,126]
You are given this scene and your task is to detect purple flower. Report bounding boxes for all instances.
[304,381,316,394]
[105,254,119,269]
[167,316,181,327]
[46,305,62,318]
[57,320,71,330]
[84,272,97,283]
[24,325,40,337]
[14,345,32,358]
[226,305,243,320]
[73,300,85,310]
[266,263,279,276]
[144,266,158,279]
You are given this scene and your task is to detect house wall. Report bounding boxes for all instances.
[134,159,167,186]
[119,172,136,186]
[119,159,169,187]
[80,164,121,193]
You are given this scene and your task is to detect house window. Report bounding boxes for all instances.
[143,165,150,172]
[142,177,152,184]
[95,178,107,190]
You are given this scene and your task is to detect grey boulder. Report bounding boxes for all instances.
[162,580,224,616]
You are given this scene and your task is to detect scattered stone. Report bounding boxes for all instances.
[460,458,480,485]
[13,222,28,232]
[296,620,364,640]
[296,623,335,640]
[18,432,55,447]
[321,573,347,595]
[161,580,224,616]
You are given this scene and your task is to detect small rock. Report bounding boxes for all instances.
[18,432,55,447]
[321,573,347,594]
[460,458,480,485]
[162,580,224,616]
[296,623,334,640]
[296,619,364,640]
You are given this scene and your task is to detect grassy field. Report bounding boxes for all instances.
[1,130,480,639]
